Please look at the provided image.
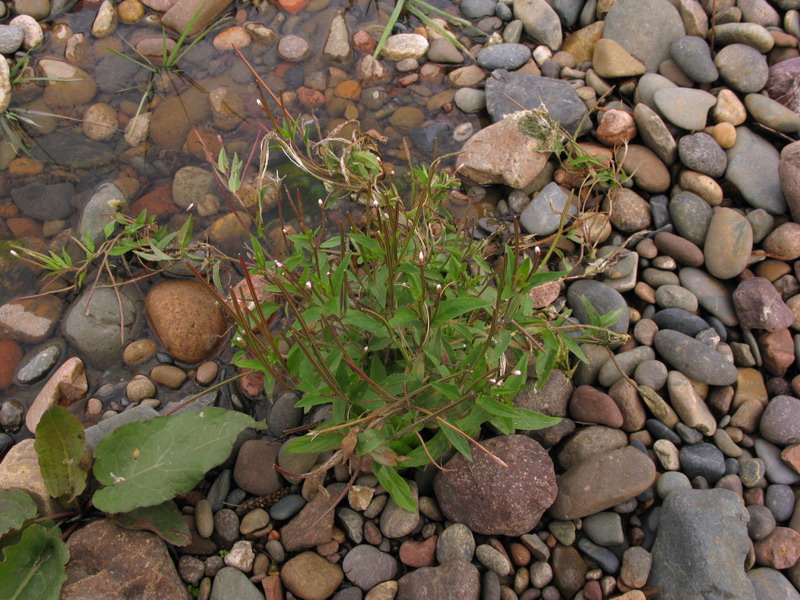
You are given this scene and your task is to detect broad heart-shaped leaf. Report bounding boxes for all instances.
[34,406,88,504]
[0,490,38,538]
[92,408,261,514]
[110,500,191,546]
[0,522,69,600]
[431,297,492,327]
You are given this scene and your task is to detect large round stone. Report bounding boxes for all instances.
[145,280,227,364]
[434,435,556,536]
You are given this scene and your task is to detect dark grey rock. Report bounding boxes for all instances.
[670,35,718,83]
[760,395,800,445]
[726,126,786,215]
[755,439,800,485]
[678,133,727,178]
[343,544,398,591]
[397,560,480,600]
[10,182,74,221]
[748,504,777,541]
[648,489,756,600]
[476,43,531,70]
[748,567,800,600]
[567,280,630,337]
[14,338,65,386]
[267,392,302,438]
[603,0,685,72]
[679,443,726,484]
[668,192,713,246]
[652,308,709,338]
[485,71,589,135]
[577,538,620,573]
[765,484,795,522]
[519,182,575,236]
[269,495,306,521]
[653,329,738,385]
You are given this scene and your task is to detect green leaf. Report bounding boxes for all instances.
[177,215,194,248]
[0,490,38,538]
[342,311,385,335]
[477,396,561,430]
[0,523,69,600]
[373,464,416,512]
[440,420,472,460]
[110,500,191,546]
[34,406,88,505]
[431,297,492,327]
[283,432,345,454]
[103,220,116,240]
[92,408,261,514]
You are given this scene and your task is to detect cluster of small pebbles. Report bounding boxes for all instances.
[4,0,800,598]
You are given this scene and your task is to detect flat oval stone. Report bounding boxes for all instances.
[677,132,727,177]
[654,87,716,131]
[476,43,531,70]
[760,395,800,446]
[567,280,629,338]
[745,93,800,134]
[549,446,656,520]
[670,35,718,83]
[653,308,710,337]
[679,267,738,326]
[715,43,769,93]
[712,22,775,53]
[653,329,738,385]
[703,207,753,280]
[669,191,712,246]
[726,127,786,215]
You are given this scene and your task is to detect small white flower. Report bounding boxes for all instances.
[363,346,369,352]
[418,251,424,262]
[305,281,312,289]
[186,203,194,211]
[317,198,323,206]
[256,98,263,107]
[275,261,284,269]
[488,378,497,384]
[371,198,379,207]
[512,369,522,376]
[282,227,288,234]
[436,283,442,291]
[9,249,17,257]
[535,246,541,254]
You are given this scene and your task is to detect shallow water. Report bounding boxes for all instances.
[0,0,487,440]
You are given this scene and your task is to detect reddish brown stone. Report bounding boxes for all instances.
[296,86,325,109]
[129,185,178,219]
[0,339,22,390]
[781,444,800,473]
[569,385,624,428]
[754,527,800,569]
[399,535,437,567]
[509,542,531,567]
[434,435,556,536]
[281,485,341,552]
[758,329,795,376]
[145,280,227,364]
[654,232,704,267]
[352,30,376,54]
[733,277,794,332]
[7,217,41,238]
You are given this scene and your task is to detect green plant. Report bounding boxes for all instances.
[101,8,225,123]
[0,406,264,598]
[203,85,626,511]
[10,208,222,296]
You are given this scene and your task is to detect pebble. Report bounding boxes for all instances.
[715,43,769,93]
[476,43,531,70]
[653,329,738,385]
[436,523,476,564]
[654,87,716,131]
[677,132,727,177]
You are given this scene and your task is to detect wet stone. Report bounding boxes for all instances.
[476,43,531,71]
[13,339,64,385]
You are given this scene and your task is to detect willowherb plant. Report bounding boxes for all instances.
[204,86,626,510]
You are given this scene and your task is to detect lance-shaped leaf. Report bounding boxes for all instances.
[0,522,69,600]
[92,408,261,514]
[0,490,38,538]
[110,500,191,546]
[34,406,88,504]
